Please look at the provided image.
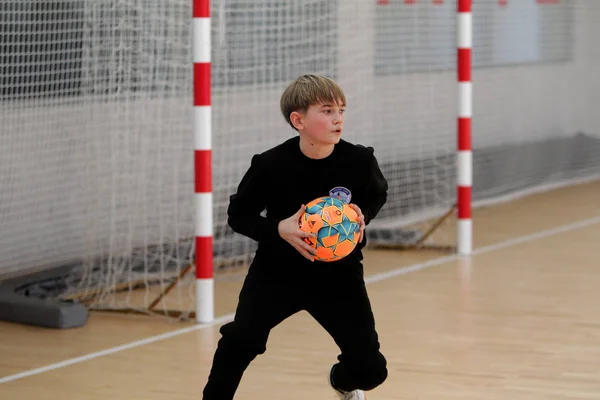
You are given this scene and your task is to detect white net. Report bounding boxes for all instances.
[1,0,599,317]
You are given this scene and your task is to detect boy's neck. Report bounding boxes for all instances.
[298,135,335,160]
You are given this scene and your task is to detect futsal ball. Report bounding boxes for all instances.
[298,196,361,262]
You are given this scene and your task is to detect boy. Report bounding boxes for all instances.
[202,74,389,400]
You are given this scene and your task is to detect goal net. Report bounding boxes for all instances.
[1,0,599,320]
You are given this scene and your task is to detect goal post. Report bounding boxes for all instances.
[193,0,214,324]
[457,0,473,255]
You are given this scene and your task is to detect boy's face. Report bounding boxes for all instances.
[293,100,345,146]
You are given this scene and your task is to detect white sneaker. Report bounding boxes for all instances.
[329,366,367,400]
[333,389,366,400]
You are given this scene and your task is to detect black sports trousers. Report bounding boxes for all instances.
[202,260,388,399]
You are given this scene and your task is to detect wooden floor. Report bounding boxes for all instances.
[1,180,600,399]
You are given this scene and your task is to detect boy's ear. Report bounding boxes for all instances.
[290,111,304,131]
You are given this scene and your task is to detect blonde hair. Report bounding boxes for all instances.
[280,74,347,131]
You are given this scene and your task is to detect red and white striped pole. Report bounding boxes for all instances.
[193,0,214,323]
[457,0,472,255]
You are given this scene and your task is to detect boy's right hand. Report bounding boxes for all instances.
[278,205,318,262]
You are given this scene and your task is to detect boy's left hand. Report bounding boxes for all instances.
[349,204,366,243]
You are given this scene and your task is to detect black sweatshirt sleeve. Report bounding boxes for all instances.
[362,147,388,226]
[227,154,281,243]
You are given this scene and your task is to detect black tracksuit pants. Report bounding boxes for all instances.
[202,259,388,399]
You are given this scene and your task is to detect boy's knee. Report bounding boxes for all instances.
[218,321,269,357]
